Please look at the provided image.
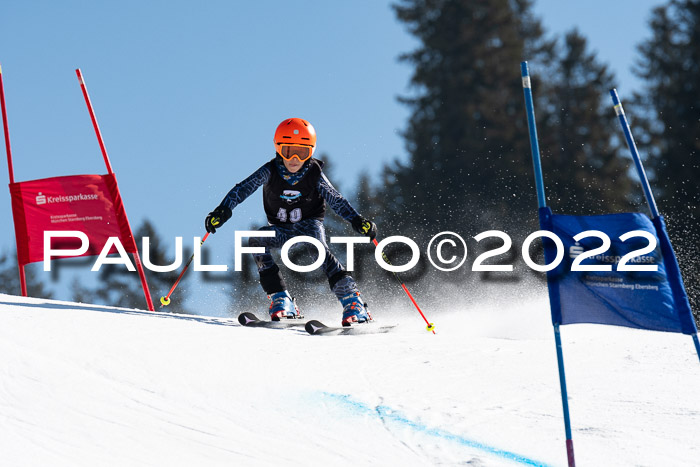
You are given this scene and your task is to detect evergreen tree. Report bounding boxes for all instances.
[633,0,700,314]
[382,0,553,240]
[72,220,192,313]
[355,173,382,224]
[635,0,700,216]
[536,29,635,215]
[0,251,53,299]
[380,1,641,302]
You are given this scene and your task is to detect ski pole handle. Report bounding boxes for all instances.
[160,232,210,307]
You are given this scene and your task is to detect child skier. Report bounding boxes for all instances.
[205,118,377,326]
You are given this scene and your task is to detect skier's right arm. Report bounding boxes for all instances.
[205,164,271,233]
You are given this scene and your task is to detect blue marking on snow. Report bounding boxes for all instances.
[319,392,552,467]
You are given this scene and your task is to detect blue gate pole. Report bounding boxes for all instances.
[611,89,700,362]
[521,62,547,209]
[521,61,576,466]
[553,323,575,465]
[609,89,660,218]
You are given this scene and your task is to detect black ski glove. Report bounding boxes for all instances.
[205,205,232,234]
[351,216,377,241]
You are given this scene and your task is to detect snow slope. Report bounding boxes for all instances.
[0,292,699,466]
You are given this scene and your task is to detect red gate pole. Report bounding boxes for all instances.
[0,64,28,296]
[75,68,155,311]
[76,69,114,174]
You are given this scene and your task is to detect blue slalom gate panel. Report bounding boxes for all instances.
[539,207,697,335]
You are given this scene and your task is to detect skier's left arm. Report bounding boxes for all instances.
[318,173,378,240]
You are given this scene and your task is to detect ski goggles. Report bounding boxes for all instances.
[278,144,313,162]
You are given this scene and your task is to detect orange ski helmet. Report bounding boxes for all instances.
[274,118,317,157]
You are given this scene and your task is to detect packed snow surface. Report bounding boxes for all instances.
[0,292,699,466]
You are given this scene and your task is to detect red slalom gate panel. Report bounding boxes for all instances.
[9,173,137,265]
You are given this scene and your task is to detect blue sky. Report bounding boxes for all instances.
[0,0,664,308]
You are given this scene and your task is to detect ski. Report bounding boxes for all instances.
[305,319,398,335]
[237,312,306,328]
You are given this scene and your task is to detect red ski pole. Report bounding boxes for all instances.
[160,232,210,307]
[373,238,435,334]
